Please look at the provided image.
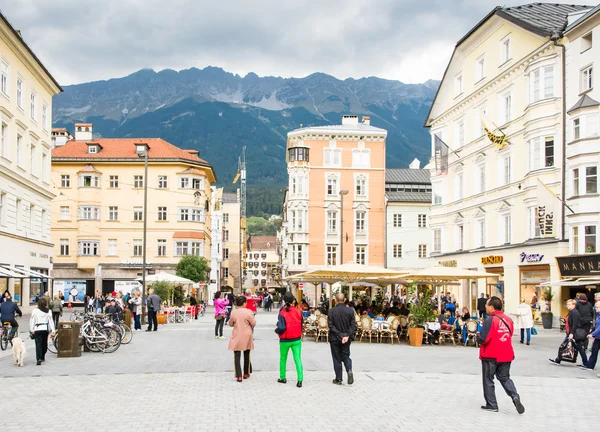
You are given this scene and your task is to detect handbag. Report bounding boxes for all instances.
[216,313,226,321]
[531,327,538,336]
[559,339,578,363]
[575,327,587,341]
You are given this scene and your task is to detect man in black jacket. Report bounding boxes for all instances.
[328,293,356,385]
[189,295,198,319]
[576,293,594,349]
[0,294,22,340]
[477,293,488,319]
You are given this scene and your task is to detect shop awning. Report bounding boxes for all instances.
[0,267,24,278]
[540,278,600,287]
[0,266,53,279]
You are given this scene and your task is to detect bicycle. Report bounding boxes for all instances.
[1,321,12,350]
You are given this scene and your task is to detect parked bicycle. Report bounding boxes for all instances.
[49,313,121,354]
[0,321,13,350]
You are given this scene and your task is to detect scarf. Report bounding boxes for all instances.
[39,306,50,313]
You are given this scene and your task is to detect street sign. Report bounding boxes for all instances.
[298,282,304,289]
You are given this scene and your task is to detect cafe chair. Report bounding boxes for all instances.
[439,324,456,347]
[302,319,317,341]
[465,320,479,347]
[315,315,329,343]
[380,316,399,344]
[359,315,377,344]
[354,312,363,340]
[398,315,410,341]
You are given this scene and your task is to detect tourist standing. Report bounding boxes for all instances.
[129,291,142,331]
[228,296,256,382]
[275,292,304,387]
[225,292,235,323]
[478,296,524,414]
[146,289,161,332]
[516,299,533,345]
[244,290,260,315]
[29,298,55,366]
[50,295,63,329]
[477,293,487,319]
[189,294,198,319]
[549,299,588,366]
[214,291,229,339]
[327,293,356,385]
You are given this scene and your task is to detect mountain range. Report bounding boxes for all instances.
[52,67,438,214]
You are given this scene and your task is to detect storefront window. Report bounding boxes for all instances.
[0,278,7,296]
[29,269,49,304]
[13,279,22,305]
[520,267,550,320]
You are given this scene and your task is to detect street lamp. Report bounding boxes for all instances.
[339,189,349,265]
[136,143,149,323]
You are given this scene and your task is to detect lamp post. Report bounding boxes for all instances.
[339,189,349,265]
[136,143,149,324]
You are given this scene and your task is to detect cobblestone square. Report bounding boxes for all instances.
[1,311,599,431]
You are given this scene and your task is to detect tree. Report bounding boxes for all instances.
[176,255,209,283]
[150,281,174,303]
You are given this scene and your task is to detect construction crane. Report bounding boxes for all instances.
[233,147,247,292]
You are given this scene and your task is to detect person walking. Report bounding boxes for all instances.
[580,301,600,370]
[576,293,594,349]
[275,292,304,387]
[146,289,161,332]
[189,294,198,320]
[225,291,235,324]
[478,296,525,414]
[50,295,63,329]
[29,298,55,366]
[129,291,143,331]
[214,291,229,339]
[549,299,588,366]
[516,298,534,346]
[477,293,488,320]
[327,292,356,385]
[228,296,256,382]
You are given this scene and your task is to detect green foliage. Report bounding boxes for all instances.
[247,216,282,235]
[408,283,436,326]
[542,287,554,302]
[150,281,174,302]
[176,255,209,283]
[173,285,186,302]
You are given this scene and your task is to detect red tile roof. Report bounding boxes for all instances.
[173,232,206,239]
[177,167,205,176]
[52,138,208,164]
[249,236,277,250]
[77,164,102,174]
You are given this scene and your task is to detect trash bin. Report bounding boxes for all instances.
[57,322,82,358]
[123,309,132,328]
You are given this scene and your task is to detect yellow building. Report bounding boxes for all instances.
[0,12,62,309]
[51,124,216,298]
[425,4,590,318]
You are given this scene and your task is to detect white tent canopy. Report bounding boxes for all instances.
[136,272,194,285]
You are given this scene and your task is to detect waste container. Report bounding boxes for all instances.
[123,309,132,328]
[57,322,82,358]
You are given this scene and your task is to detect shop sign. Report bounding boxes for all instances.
[120,259,152,268]
[481,256,503,265]
[54,280,86,302]
[438,260,457,267]
[520,252,544,263]
[557,254,600,277]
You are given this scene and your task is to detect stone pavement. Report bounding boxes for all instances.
[2,310,599,431]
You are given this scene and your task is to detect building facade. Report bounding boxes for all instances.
[50,125,216,299]
[284,115,387,275]
[425,4,590,316]
[221,191,242,293]
[208,186,223,301]
[385,163,432,270]
[0,12,62,309]
[244,235,279,291]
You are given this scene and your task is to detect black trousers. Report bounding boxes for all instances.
[582,322,592,349]
[234,350,251,378]
[147,311,158,331]
[481,360,519,409]
[7,319,18,339]
[215,318,224,336]
[52,312,60,329]
[330,341,352,381]
[34,330,49,361]
[585,338,600,369]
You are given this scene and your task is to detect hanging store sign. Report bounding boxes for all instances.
[438,260,458,267]
[557,254,600,277]
[120,259,152,268]
[481,256,503,265]
[520,252,544,263]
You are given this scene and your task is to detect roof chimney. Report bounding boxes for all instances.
[409,158,421,169]
[186,149,200,157]
[362,116,371,125]
[342,115,359,126]
[74,123,93,141]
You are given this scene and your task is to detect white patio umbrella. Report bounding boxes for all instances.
[136,272,194,284]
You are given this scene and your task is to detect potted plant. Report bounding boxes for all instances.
[407,284,436,347]
[541,287,554,329]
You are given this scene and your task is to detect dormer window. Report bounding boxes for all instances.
[136,144,148,155]
[88,145,98,154]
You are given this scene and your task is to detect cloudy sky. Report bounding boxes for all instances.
[3,0,598,85]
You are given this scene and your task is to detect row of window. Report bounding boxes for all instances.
[59,174,205,190]
[289,209,369,234]
[289,244,368,266]
[0,60,49,129]
[385,184,432,193]
[289,146,372,168]
[324,174,368,198]
[0,193,47,237]
[0,122,49,181]
[572,226,597,254]
[391,244,428,259]
[391,213,427,228]
[572,166,599,196]
[59,205,206,223]
[59,239,204,257]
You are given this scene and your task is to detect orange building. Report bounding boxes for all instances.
[285,115,387,274]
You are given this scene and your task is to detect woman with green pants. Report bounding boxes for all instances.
[275,292,304,388]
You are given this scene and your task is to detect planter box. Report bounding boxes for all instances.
[409,327,424,347]
[542,313,553,329]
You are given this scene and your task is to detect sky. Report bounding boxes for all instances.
[2,0,599,86]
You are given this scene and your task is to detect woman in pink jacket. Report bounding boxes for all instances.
[214,291,229,339]
[228,295,257,382]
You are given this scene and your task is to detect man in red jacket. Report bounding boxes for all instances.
[477,296,525,414]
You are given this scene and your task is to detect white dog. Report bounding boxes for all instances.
[12,337,26,367]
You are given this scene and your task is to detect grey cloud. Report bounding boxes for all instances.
[3,0,598,85]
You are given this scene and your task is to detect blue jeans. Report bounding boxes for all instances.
[133,313,141,330]
[520,328,531,343]
[584,339,600,369]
